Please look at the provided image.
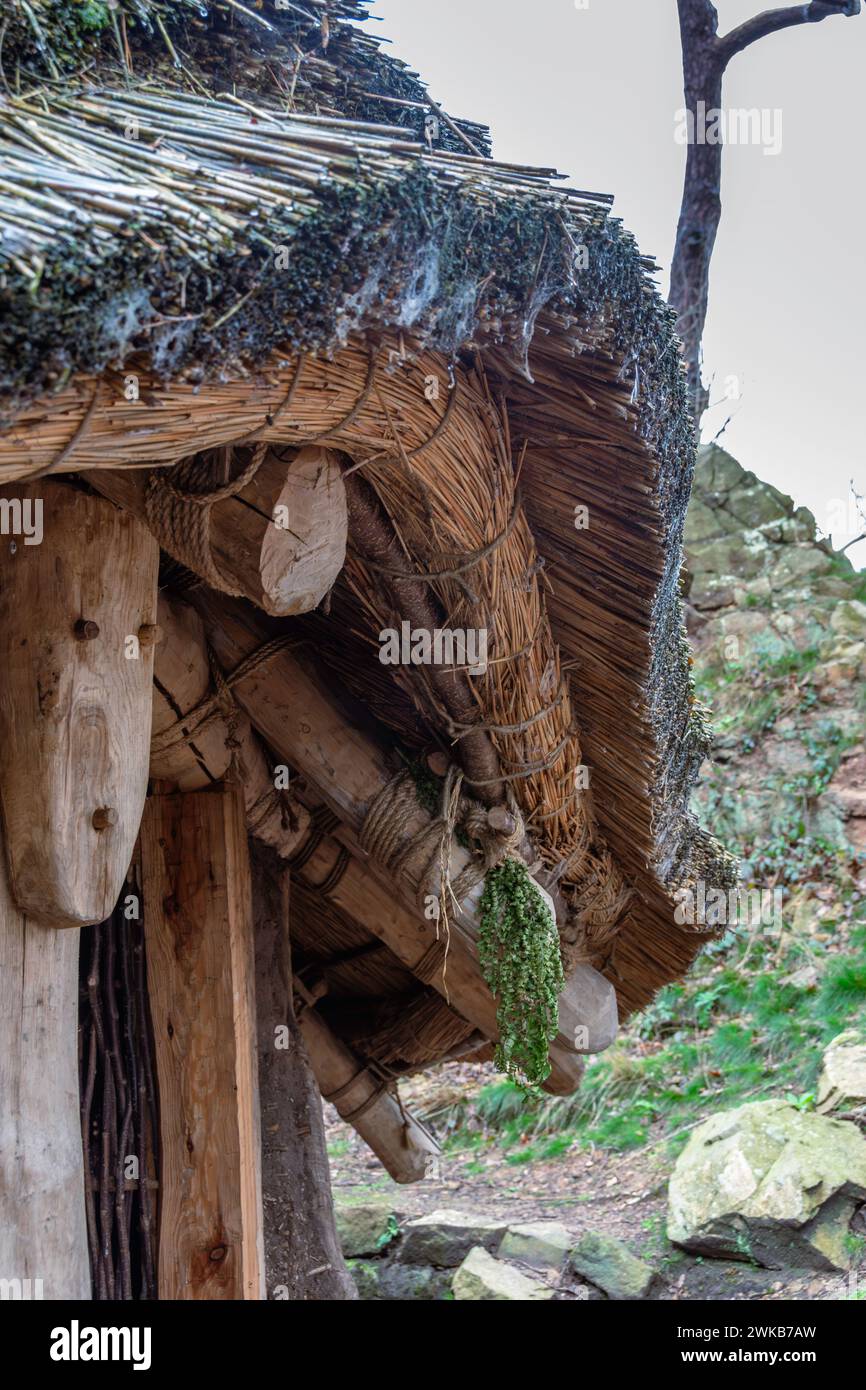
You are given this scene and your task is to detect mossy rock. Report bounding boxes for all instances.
[397,1210,507,1267]
[499,1221,573,1272]
[334,1198,400,1258]
[817,1030,866,1115]
[346,1259,382,1300]
[831,600,866,638]
[668,1099,866,1271]
[568,1232,656,1300]
[452,1246,554,1301]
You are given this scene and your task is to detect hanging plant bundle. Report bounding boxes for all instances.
[478,857,566,1087]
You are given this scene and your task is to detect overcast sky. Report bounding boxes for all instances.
[360,0,866,565]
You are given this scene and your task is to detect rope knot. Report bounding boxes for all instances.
[359,764,526,972]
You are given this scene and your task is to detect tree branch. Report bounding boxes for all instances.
[716,1,860,68]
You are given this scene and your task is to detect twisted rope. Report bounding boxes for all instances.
[359,765,525,953]
[150,634,301,765]
[144,443,268,595]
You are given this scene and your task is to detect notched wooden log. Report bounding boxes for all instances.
[90,446,347,617]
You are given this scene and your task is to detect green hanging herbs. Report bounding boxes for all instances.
[478,857,565,1088]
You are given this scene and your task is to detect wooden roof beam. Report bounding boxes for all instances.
[88,447,347,618]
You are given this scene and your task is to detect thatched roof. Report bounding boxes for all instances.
[0,0,736,1084]
[0,0,490,154]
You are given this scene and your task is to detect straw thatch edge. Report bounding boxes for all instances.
[0,85,737,1015]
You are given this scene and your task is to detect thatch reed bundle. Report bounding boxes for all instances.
[0,2,490,158]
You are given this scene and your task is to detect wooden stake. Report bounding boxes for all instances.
[0,833,90,1299]
[89,447,347,616]
[140,783,265,1299]
[251,847,357,1300]
[294,977,441,1184]
[0,482,158,928]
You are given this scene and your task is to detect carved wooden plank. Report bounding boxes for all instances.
[140,783,264,1299]
[89,447,347,616]
[0,482,158,927]
[0,836,90,1299]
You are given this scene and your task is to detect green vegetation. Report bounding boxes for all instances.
[441,907,866,1160]
[375,1215,400,1252]
[478,857,565,1088]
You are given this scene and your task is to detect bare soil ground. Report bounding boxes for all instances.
[326,1066,863,1302]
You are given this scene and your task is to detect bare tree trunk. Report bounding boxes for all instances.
[669,0,860,431]
[669,2,724,426]
[251,841,357,1301]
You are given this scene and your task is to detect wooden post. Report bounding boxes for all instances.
[0,836,90,1299]
[89,447,347,616]
[140,782,265,1299]
[193,591,616,1094]
[0,482,158,927]
[251,845,357,1300]
[155,592,437,1175]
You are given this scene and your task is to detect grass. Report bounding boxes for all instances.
[436,545,866,1171]
[445,909,866,1160]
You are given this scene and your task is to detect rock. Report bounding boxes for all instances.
[499,1221,573,1272]
[398,1210,507,1267]
[765,545,832,589]
[684,496,729,544]
[347,1258,451,1300]
[452,1246,554,1301]
[687,533,768,585]
[814,659,860,693]
[779,963,819,992]
[817,1031,866,1115]
[716,609,768,642]
[693,584,738,611]
[667,1099,866,1271]
[334,1198,399,1258]
[830,599,866,637]
[763,736,813,776]
[347,1259,381,1299]
[812,577,854,600]
[378,1264,452,1300]
[800,1193,861,1273]
[568,1231,656,1300]
[726,484,791,532]
[733,576,773,605]
[791,507,818,542]
[695,444,750,497]
[827,750,866,850]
